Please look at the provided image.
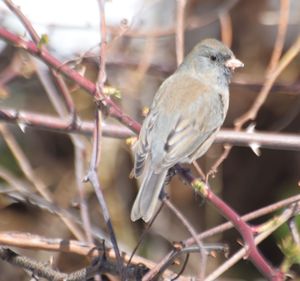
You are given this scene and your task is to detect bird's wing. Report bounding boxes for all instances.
[133,76,175,176]
[135,73,226,174]
[133,109,158,176]
[160,117,217,169]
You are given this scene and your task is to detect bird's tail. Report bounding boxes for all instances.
[131,169,168,222]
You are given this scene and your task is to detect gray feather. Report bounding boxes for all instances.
[131,169,168,222]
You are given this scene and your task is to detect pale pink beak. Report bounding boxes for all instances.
[225,57,244,71]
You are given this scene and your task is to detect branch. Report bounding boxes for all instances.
[176,0,187,65]
[186,193,300,245]
[0,27,141,133]
[1,108,300,151]
[107,0,238,38]
[205,203,300,280]
[0,246,148,281]
[177,168,283,280]
[0,231,181,280]
[208,1,292,175]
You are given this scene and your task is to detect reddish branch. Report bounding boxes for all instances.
[0,28,141,134]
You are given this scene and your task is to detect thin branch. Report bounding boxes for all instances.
[205,204,299,281]
[145,168,291,280]
[79,0,123,276]
[4,0,77,115]
[154,245,227,280]
[185,193,300,246]
[266,0,290,73]
[177,167,282,280]
[0,27,141,133]
[209,29,295,175]
[1,108,300,150]
[107,0,238,38]
[84,110,123,277]
[164,199,207,280]
[0,124,85,241]
[0,246,149,281]
[0,231,182,279]
[96,0,107,89]
[215,129,300,151]
[176,0,187,65]
[4,0,94,243]
[208,0,291,175]
[235,1,292,128]
[0,247,72,281]
[219,12,232,47]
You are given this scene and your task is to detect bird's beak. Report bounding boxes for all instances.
[225,57,244,71]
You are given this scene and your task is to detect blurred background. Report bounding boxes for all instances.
[0,0,299,280]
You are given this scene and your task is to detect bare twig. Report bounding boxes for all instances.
[96,0,107,91]
[0,124,85,241]
[209,4,294,175]
[163,199,207,280]
[266,0,290,74]
[108,0,239,38]
[4,0,94,243]
[0,27,141,133]
[209,37,300,175]
[235,0,292,128]
[81,0,123,277]
[84,111,123,277]
[0,246,148,281]
[0,247,73,281]
[219,12,232,47]
[4,0,76,115]
[178,167,282,280]
[176,0,187,65]
[186,193,300,245]
[1,108,300,150]
[205,203,299,281]
[151,194,300,280]
[0,231,183,280]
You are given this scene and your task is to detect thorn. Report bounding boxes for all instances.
[210,250,217,258]
[18,122,27,133]
[82,175,89,182]
[246,123,261,156]
[250,143,261,156]
[173,241,184,250]
[236,238,243,247]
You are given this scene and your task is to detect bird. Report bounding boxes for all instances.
[131,38,244,222]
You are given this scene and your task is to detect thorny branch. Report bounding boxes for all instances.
[4,0,94,243]
[1,108,300,150]
[208,0,292,175]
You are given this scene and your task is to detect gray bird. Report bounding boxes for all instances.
[131,38,244,222]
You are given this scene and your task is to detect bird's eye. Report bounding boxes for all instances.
[210,55,217,61]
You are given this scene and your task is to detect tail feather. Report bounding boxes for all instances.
[131,169,168,222]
